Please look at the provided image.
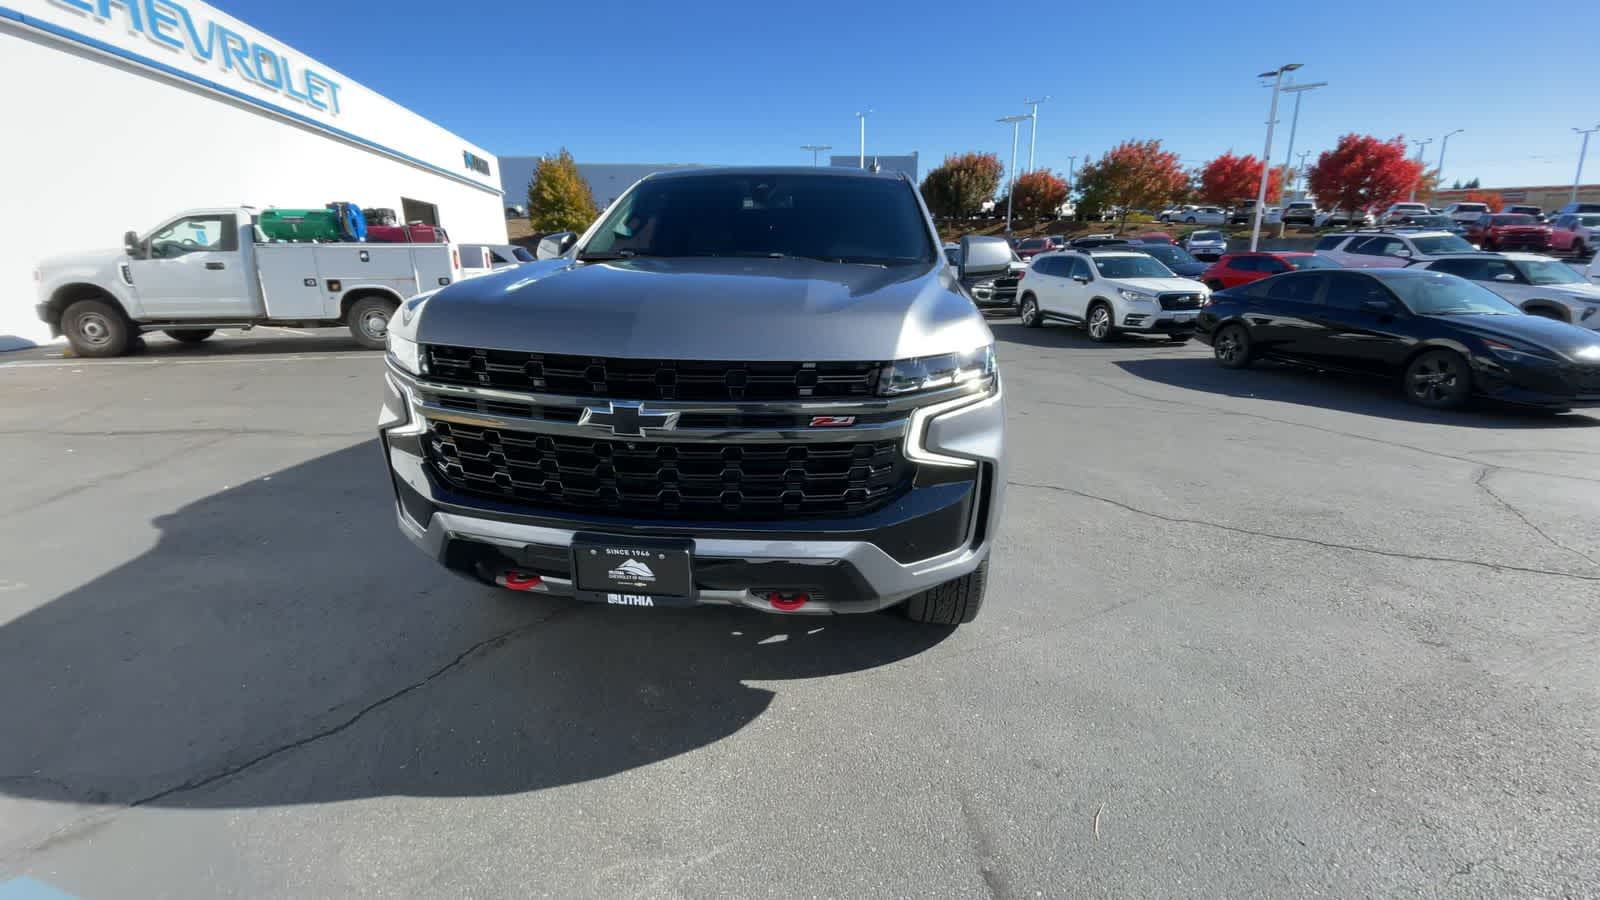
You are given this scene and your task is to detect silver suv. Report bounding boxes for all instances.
[1315,229,1479,268]
[379,168,1006,625]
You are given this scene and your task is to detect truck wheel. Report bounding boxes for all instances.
[901,559,987,625]
[62,299,131,358]
[347,296,397,350]
[163,328,215,343]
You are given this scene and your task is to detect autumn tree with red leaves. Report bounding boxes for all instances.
[1457,190,1504,212]
[1199,152,1280,206]
[1010,170,1070,219]
[1075,140,1188,230]
[920,152,1005,218]
[1307,135,1425,221]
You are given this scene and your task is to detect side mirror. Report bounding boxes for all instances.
[1493,273,1517,282]
[123,230,142,258]
[958,235,1013,279]
[536,231,578,260]
[1393,248,1413,258]
[1360,298,1394,314]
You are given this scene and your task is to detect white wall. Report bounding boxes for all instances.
[0,2,507,348]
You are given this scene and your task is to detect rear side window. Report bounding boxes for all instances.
[1324,272,1389,311]
[1069,256,1092,280]
[1430,258,1485,279]
[1315,235,1346,251]
[1033,256,1061,276]
[1265,272,1325,304]
[1232,257,1261,272]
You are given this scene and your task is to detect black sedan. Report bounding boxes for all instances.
[1195,268,1600,411]
[1132,242,1209,279]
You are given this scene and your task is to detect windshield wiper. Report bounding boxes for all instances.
[576,249,639,261]
[733,252,890,268]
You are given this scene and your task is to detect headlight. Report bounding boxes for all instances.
[387,331,423,375]
[880,345,996,396]
[1482,339,1558,366]
[1118,288,1154,303]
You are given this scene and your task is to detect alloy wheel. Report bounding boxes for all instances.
[1088,307,1110,339]
[1021,299,1037,326]
[1408,354,1465,406]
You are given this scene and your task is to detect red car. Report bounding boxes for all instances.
[1464,214,1552,251]
[1013,236,1064,259]
[1135,231,1175,244]
[1200,251,1338,290]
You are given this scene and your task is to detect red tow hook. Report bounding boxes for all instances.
[496,569,545,592]
[767,591,810,612]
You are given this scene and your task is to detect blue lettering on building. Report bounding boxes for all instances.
[50,0,344,116]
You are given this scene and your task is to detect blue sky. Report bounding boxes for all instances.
[228,0,1596,190]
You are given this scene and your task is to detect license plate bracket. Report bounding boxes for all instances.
[570,533,695,606]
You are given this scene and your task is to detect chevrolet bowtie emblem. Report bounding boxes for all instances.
[578,401,681,437]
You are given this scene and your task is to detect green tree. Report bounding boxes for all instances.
[527,148,598,234]
[920,152,1005,218]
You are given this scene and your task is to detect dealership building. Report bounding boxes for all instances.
[0,0,506,348]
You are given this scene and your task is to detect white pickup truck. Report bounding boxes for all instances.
[33,207,471,356]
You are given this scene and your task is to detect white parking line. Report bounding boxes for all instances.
[0,352,382,369]
[255,325,317,336]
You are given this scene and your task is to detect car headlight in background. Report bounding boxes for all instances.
[1118,289,1154,303]
[880,345,996,396]
[387,331,424,376]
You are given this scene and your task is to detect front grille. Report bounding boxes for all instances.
[1158,292,1203,310]
[423,346,882,401]
[417,387,898,430]
[426,421,913,520]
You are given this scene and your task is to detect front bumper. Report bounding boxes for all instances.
[1472,353,1600,409]
[379,367,1006,614]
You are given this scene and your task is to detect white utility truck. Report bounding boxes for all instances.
[33,207,471,356]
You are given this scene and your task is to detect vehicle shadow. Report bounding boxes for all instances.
[1115,357,1600,427]
[991,321,1198,351]
[0,442,951,814]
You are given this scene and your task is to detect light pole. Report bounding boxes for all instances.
[998,114,1031,232]
[1436,129,1463,187]
[1065,154,1078,189]
[854,110,873,169]
[1024,95,1050,172]
[1574,125,1600,204]
[1408,138,1433,201]
[800,144,832,167]
[1251,63,1302,251]
[1274,80,1326,234]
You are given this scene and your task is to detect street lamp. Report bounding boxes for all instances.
[1274,79,1326,235]
[1251,63,1302,251]
[1436,129,1463,186]
[855,110,873,169]
[1408,138,1433,201]
[1024,95,1050,172]
[998,114,1032,232]
[800,144,832,167]
[1574,125,1600,204]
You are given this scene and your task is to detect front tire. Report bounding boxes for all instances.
[62,298,131,358]
[164,328,215,344]
[347,296,398,350]
[1213,323,1252,368]
[902,559,987,625]
[1019,295,1042,328]
[1086,303,1115,342]
[1404,349,1471,410]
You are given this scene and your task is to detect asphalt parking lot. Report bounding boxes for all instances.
[2,324,1598,898]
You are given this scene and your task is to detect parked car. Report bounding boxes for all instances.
[1443,201,1492,223]
[1549,213,1600,256]
[1314,230,1478,268]
[1281,201,1317,226]
[1069,235,1134,249]
[1182,230,1228,260]
[1420,253,1600,329]
[1314,208,1376,229]
[1504,204,1544,221]
[1392,213,1470,237]
[1464,214,1553,252]
[458,243,536,270]
[1158,205,1197,223]
[1016,248,1208,342]
[1195,267,1600,411]
[382,167,1006,624]
[1179,207,1227,225]
[946,238,1025,310]
[1133,231,1175,244]
[1380,202,1432,224]
[1199,251,1338,290]
[1132,242,1209,279]
[1554,201,1600,217]
[1014,236,1064,260]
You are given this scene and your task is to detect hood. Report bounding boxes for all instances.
[1116,277,1209,294]
[1490,225,1550,234]
[413,256,993,361]
[37,248,123,271]
[1442,313,1600,360]
[1186,238,1226,247]
[1549,283,1600,302]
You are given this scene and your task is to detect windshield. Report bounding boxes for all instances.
[580,172,934,265]
[1492,215,1537,226]
[1191,231,1222,242]
[1386,271,1522,316]
[1093,255,1176,279]
[1411,215,1455,227]
[1455,204,1489,212]
[511,247,535,262]
[1579,215,1600,227]
[1410,235,1476,255]
[1519,260,1583,285]
[1142,245,1198,267]
[1286,255,1337,270]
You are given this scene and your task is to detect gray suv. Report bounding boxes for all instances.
[379,168,1006,625]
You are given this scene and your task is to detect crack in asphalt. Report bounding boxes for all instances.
[1474,467,1599,569]
[1007,479,1600,583]
[3,605,573,862]
[8,434,236,515]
